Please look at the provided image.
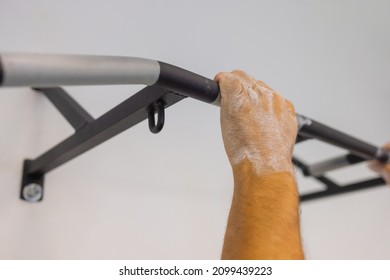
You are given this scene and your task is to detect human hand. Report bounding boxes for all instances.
[368,142,390,185]
[215,70,297,176]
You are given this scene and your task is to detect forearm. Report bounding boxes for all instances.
[216,70,303,259]
[221,159,304,260]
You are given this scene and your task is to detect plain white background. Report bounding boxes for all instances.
[0,0,389,259]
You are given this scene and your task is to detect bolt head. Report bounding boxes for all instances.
[22,183,43,202]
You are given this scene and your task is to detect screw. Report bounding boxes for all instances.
[22,183,43,202]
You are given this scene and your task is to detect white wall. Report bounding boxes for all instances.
[1,0,390,259]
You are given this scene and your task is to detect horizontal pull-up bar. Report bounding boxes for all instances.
[1,53,388,163]
[0,53,387,202]
[0,53,219,103]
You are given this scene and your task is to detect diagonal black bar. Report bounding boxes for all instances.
[0,55,3,85]
[292,156,311,176]
[26,86,186,175]
[295,134,312,144]
[315,176,339,190]
[34,87,94,130]
[300,177,386,202]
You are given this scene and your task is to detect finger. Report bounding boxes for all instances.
[368,160,383,173]
[214,71,228,82]
[258,88,271,112]
[383,142,390,151]
[214,72,242,97]
[256,80,275,92]
[285,99,296,118]
[231,69,255,81]
[230,70,258,90]
[272,92,284,117]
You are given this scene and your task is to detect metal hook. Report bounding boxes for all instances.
[148,101,165,134]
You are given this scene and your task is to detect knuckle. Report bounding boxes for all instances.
[214,72,229,81]
[231,69,247,76]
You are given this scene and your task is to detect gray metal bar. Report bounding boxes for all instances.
[306,154,366,177]
[0,53,160,87]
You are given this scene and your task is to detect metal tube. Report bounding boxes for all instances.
[297,115,390,163]
[307,154,365,177]
[0,53,160,87]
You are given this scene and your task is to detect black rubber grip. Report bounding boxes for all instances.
[156,61,219,103]
[0,55,4,85]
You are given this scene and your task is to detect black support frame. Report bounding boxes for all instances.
[21,86,186,201]
[36,87,95,130]
[292,156,385,202]
[21,85,387,203]
[27,86,186,175]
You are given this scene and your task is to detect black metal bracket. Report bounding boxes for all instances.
[21,160,44,202]
[20,86,186,202]
[293,154,385,202]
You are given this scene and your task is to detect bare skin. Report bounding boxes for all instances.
[216,70,304,260]
[369,142,390,185]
